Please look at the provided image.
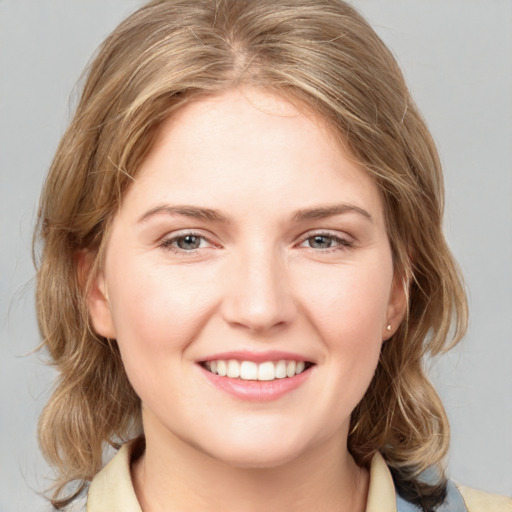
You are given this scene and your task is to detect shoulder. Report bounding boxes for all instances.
[86,439,143,512]
[456,483,512,512]
[60,494,87,512]
[394,479,512,512]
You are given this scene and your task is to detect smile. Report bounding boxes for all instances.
[202,360,313,381]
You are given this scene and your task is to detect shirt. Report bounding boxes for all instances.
[84,441,512,512]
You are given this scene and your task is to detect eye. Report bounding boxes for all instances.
[160,232,212,252]
[300,233,353,250]
[174,234,204,250]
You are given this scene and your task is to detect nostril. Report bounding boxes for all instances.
[220,259,297,333]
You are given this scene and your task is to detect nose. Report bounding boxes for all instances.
[221,248,297,334]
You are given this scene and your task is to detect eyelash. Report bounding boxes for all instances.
[298,232,354,252]
[159,230,354,256]
[159,232,213,255]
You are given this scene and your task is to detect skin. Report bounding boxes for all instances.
[88,87,406,512]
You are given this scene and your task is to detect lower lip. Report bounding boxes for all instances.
[200,366,312,402]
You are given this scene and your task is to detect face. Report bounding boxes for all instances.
[88,88,405,468]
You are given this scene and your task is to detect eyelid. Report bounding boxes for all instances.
[157,228,354,254]
[158,229,220,253]
[297,229,354,242]
[296,230,355,250]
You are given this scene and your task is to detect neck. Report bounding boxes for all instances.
[132,420,369,512]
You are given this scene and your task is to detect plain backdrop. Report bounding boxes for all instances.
[1,1,511,510]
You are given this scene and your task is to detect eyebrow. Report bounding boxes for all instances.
[138,205,230,224]
[292,204,373,223]
[137,203,373,224]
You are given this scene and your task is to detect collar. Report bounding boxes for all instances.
[87,441,398,512]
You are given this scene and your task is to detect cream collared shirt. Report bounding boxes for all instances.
[85,442,512,512]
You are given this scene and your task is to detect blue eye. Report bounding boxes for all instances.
[301,234,352,250]
[161,233,209,252]
[308,235,335,249]
[175,235,203,250]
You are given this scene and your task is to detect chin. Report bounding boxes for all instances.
[208,444,305,470]
[191,428,318,470]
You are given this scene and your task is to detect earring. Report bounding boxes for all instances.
[386,324,392,331]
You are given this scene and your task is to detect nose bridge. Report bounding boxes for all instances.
[222,242,295,333]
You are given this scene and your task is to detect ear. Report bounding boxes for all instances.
[382,275,408,341]
[77,252,117,339]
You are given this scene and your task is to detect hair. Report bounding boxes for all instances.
[35,0,467,509]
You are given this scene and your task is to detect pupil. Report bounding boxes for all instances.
[178,235,200,250]
[311,236,330,248]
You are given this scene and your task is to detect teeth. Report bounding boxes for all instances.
[217,360,227,377]
[204,359,309,381]
[240,361,258,380]
[258,361,275,381]
[227,359,240,378]
[286,360,296,377]
[275,360,287,379]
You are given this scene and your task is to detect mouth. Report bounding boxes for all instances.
[200,359,315,381]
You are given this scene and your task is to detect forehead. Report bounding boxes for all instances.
[117,87,384,226]
[149,88,337,163]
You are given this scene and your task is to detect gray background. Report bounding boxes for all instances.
[1,1,511,510]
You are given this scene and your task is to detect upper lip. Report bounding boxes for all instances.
[198,350,314,364]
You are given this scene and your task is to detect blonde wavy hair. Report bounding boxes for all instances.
[35,0,467,509]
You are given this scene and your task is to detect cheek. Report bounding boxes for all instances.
[107,258,220,360]
[106,265,220,408]
[297,261,392,341]
[295,260,391,400]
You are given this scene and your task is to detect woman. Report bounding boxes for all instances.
[34,0,512,511]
